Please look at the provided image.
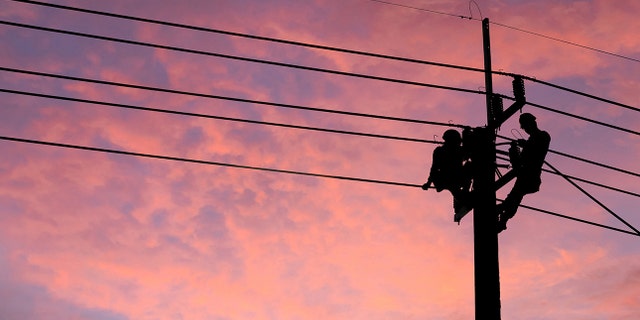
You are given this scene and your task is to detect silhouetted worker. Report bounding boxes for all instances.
[497,113,550,232]
[422,129,472,222]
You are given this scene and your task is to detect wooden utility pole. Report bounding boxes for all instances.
[471,18,501,319]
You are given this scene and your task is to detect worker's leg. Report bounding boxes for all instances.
[497,184,526,232]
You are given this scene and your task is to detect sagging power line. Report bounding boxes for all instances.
[368,0,640,65]
[0,88,443,145]
[0,20,483,95]
[1,4,637,235]
[0,67,464,129]
[496,94,638,136]
[11,0,486,74]
[544,160,639,235]
[2,66,635,180]
[2,19,637,137]
[2,9,638,316]
[502,200,639,237]
[6,86,637,199]
[13,0,640,114]
[495,154,640,198]
[523,77,640,113]
[497,135,639,178]
[1,134,637,238]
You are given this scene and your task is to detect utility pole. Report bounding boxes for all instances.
[429,17,525,318]
[471,18,501,319]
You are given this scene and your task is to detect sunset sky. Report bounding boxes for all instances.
[1,0,639,319]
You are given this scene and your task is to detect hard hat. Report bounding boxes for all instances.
[519,113,536,123]
[442,129,461,142]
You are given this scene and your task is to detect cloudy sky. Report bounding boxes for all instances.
[1,0,638,319]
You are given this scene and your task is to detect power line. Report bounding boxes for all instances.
[20,88,640,201]
[523,76,640,113]
[6,86,637,200]
[0,88,443,145]
[0,66,464,129]
[540,169,640,198]
[11,0,486,74]
[3,66,634,181]
[0,20,482,95]
[2,9,637,179]
[527,100,638,136]
[496,94,639,136]
[496,153,639,198]
[368,0,640,64]
[549,149,640,178]
[0,135,420,187]
[10,0,639,114]
[1,134,637,237]
[3,19,637,137]
[499,200,640,237]
[490,21,640,64]
[497,135,639,178]
[544,160,639,235]
[8,85,635,201]
[495,156,639,237]
[369,0,474,19]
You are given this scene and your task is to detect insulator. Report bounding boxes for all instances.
[490,94,503,124]
[513,76,525,102]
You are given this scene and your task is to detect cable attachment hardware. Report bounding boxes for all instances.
[513,75,526,104]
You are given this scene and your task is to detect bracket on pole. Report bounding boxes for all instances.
[495,169,517,191]
[490,76,527,130]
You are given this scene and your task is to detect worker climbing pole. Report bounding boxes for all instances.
[421,18,549,320]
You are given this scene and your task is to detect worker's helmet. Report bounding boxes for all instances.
[442,129,461,143]
[519,113,536,124]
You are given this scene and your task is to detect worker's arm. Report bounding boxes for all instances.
[423,147,443,190]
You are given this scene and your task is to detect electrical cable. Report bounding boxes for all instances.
[0,88,443,145]
[1,134,637,237]
[368,0,640,64]
[6,86,635,199]
[497,135,640,178]
[3,21,636,134]
[10,0,487,74]
[4,0,638,240]
[495,94,638,136]
[523,76,640,113]
[490,21,640,64]
[2,5,638,208]
[544,160,639,235]
[3,17,635,136]
[0,20,483,95]
[0,66,465,129]
[369,0,474,19]
[3,66,634,181]
[497,199,640,237]
[540,167,640,198]
[496,154,640,198]
[11,0,639,114]
[526,99,638,136]
[549,149,640,178]
[11,87,635,202]
[0,135,420,188]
